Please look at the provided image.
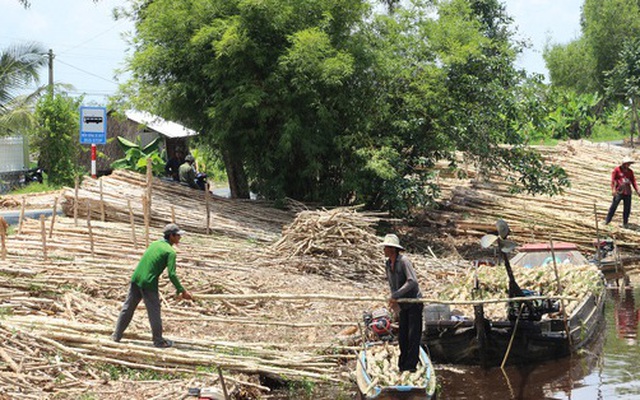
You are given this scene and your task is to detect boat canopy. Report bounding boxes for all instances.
[510,244,589,268]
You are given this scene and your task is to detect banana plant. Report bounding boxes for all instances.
[111,136,165,175]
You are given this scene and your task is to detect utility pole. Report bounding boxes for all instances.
[48,49,54,96]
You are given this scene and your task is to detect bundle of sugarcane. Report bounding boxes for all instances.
[363,343,427,387]
[270,207,386,278]
[433,263,603,320]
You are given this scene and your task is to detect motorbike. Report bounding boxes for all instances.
[26,167,44,184]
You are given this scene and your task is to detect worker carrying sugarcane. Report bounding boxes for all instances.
[380,234,423,372]
[605,156,640,229]
[112,223,193,348]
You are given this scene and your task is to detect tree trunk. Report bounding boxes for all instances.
[222,148,249,199]
[631,97,640,149]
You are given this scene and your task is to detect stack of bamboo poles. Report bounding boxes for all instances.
[60,169,293,242]
[1,202,474,398]
[428,140,640,255]
[270,207,387,279]
[2,213,397,398]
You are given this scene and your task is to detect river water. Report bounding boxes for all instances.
[436,283,640,400]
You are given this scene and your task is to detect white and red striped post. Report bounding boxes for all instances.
[91,144,97,178]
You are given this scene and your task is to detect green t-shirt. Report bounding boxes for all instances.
[131,239,185,294]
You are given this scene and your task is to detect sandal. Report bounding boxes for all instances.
[154,339,174,348]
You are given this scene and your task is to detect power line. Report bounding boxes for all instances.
[55,57,119,85]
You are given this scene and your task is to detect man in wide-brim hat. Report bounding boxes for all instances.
[605,156,640,228]
[379,234,424,372]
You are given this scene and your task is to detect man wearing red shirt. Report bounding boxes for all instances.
[605,156,640,228]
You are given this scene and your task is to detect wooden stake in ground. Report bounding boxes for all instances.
[0,216,7,260]
[171,205,175,224]
[87,202,94,257]
[128,199,138,248]
[100,179,105,222]
[49,197,58,239]
[40,215,47,260]
[74,176,79,226]
[143,194,150,248]
[146,157,153,211]
[18,196,26,234]
[205,183,211,235]
[218,367,230,400]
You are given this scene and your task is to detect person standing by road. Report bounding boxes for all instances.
[605,156,640,229]
[380,233,424,372]
[112,223,193,348]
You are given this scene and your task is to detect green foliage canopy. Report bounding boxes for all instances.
[32,93,82,187]
[122,0,569,213]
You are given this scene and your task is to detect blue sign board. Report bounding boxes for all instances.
[79,106,107,144]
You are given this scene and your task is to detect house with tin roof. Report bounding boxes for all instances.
[79,110,199,175]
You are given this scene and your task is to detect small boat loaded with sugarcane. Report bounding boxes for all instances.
[423,219,606,367]
[355,341,437,400]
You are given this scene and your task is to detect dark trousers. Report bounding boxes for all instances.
[606,194,632,225]
[113,282,163,345]
[398,303,424,371]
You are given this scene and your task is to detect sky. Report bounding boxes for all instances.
[0,0,584,106]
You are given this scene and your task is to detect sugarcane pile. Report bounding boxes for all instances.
[433,263,604,320]
[363,344,427,388]
[270,207,386,279]
[1,212,390,398]
[426,140,640,258]
[0,196,20,208]
[60,169,293,242]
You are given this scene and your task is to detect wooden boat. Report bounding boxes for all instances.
[424,235,606,367]
[423,284,605,366]
[355,344,437,400]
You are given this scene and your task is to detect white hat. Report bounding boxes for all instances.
[379,234,404,250]
[622,156,635,165]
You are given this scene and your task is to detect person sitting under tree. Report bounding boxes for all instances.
[179,154,199,189]
[165,150,183,181]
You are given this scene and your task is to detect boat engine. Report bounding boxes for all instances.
[507,289,560,322]
[593,238,615,259]
[363,308,395,341]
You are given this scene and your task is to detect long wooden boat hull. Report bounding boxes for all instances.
[355,345,437,400]
[423,289,606,366]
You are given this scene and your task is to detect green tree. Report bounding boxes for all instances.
[545,0,640,94]
[32,93,82,186]
[121,0,568,212]
[0,43,47,135]
[606,38,640,146]
[582,0,640,91]
[544,38,598,94]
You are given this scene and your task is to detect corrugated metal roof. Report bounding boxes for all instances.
[125,110,199,139]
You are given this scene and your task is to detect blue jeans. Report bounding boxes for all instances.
[606,194,632,225]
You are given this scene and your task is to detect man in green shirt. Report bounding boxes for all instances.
[112,223,193,348]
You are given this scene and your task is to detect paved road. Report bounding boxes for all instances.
[0,209,61,225]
